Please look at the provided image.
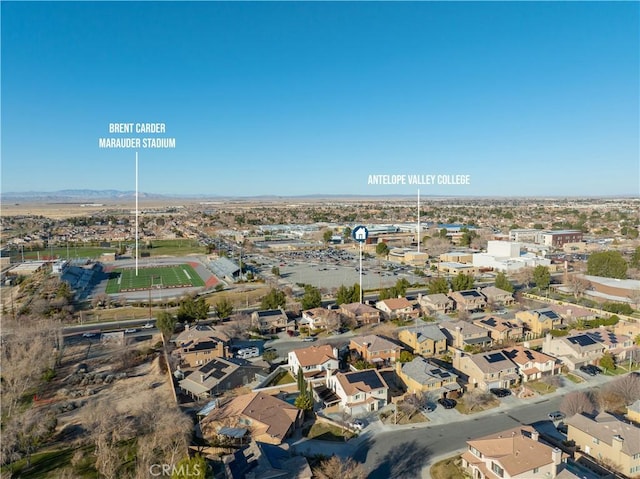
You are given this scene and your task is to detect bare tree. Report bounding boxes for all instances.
[423,237,451,259]
[604,374,640,405]
[541,374,564,391]
[226,312,252,339]
[314,456,367,479]
[560,391,597,417]
[513,267,534,289]
[464,389,493,412]
[568,274,589,299]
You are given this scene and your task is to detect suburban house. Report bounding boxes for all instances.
[418,293,454,314]
[300,307,341,331]
[327,369,389,416]
[542,333,605,371]
[440,320,493,350]
[375,297,419,320]
[614,319,640,340]
[546,303,597,323]
[349,334,402,366]
[579,328,635,361]
[627,400,640,424]
[474,316,525,344]
[287,345,339,383]
[251,308,292,334]
[516,308,565,335]
[200,392,303,445]
[397,324,448,357]
[448,289,487,312]
[480,286,515,306]
[566,412,640,478]
[178,357,266,399]
[462,425,567,479]
[339,302,382,326]
[502,346,561,382]
[222,441,312,479]
[396,356,462,398]
[453,350,520,391]
[173,324,230,367]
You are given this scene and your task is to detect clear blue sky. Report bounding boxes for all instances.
[2,1,638,197]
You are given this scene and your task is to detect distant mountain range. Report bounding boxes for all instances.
[1,190,162,201]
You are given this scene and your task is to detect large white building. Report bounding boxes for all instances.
[472,241,551,272]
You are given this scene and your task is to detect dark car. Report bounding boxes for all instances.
[438,398,457,409]
[489,388,511,398]
[580,364,602,376]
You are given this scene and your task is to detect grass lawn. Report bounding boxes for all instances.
[303,422,356,442]
[14,246,117,261]
[430,455,469,479]
[143,239,206,256]
[274,371,296,386]
[380,409,428,425]
[565,373,584,384]
[456,397,499,414]
[526,380,557,395]
[106,264,204,293]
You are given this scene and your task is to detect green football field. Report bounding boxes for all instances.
[106,264,205,293]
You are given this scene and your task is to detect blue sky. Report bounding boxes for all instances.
[2,1,638,197]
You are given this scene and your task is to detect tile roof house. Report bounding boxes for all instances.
[251,308,292,334]
[397,324,448,357]
[328,369,389,416]
[453,350,520,391]
[339,302,382,326]
[223,441,312,479]
[502,346,561,382]
[566,412,640,478]
[448,289,487,312]
[542,333,605,371]
[349,334,402,366]
[396,356,461,398]
[474,316,525,344]
[201,392,303,445]
[462,425,567,479]
[516,308,565,335]
[418,293,454,314]
[440,320,493,350]
[300,307,341,331]
[480,286,515,306]
[578,327,635,361]
[178,357,266,399]
[287,345,339,383]
[375,297,419,320]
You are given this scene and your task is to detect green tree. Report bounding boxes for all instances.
[451,272,474,291]
[439,228,448,238]
[399,350,415,363]
[599,352,616,372]
[494,272,514,293]
[177,296,209,322]
[459,227,478,247]
[261,288,286,310]
[271,266,281,277]
[336,283,360,305]
[427,277,449,294]
[301,285,322,310]
[631,247,640,269]
[587,251,628,279]
[343,226,352,239]
[295,368,314,412]
[156,311,176,345]
[171,454,207,479]
[533,265,551,290]
[263,350,278,362]
[376,242,389,256]
[214,296,234,320]
[323,230,334,243]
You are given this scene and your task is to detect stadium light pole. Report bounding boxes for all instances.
[135,151,139,276]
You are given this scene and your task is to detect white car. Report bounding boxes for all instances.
[142,323,154,329]
[124,328,138,334]
[349,419,365,430]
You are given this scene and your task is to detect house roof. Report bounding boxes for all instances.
[581,328,631,348]
[377,297,413,310]
[290,344,337,367]
[407,324,447,342]
[175,324,229,345]
[474,317,522,333]
[480,286,513,298]
[179,357,261,396]
[502,346,556,366]
[440,320,489,338]
[340,302,380,316]
[451,289,485,300]
[335,369,388,396]
[349,334,401,353]
[563,334,603,352]
[566,412,640,456]
[204,392,301,442]
[468,351,515,374]
[421,293,451,305]
[466,425,562,477]
[401,357,459,385]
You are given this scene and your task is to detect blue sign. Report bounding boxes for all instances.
[352,225,369,243]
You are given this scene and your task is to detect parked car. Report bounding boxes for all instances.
[349,419,365,430]
[142,323,154,329]
[580,364,602,376]
[420,403,437,414]
[438,398,457,409]
[124,328,138,334]
[489,388,511,398]
[548,411,566,421]
[82,332,97,338]
[302,336,317,342]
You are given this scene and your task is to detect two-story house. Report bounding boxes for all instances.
[516,308,564,335]
[178,357,266,399]
[567,412,640,478]
[502,346,560,382]
[418,293,454,314]
[339,302,382,326]
[328,369,389,416]
[462,425,567,479]
[579,327,635,362]
[301,307,341,332]
[251,308,292,334]
[375,297,419,320]
[174,324,230,367]
[448,289,487,312]
[397,324,448,357]
[480,286,515,307]
[396,356,462,398]
[474,316,525,344]
[542,333,605,371]
[440,320,493,350]
[349,334,402,366]
[288,344,339,383]
[453,350,520,391]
